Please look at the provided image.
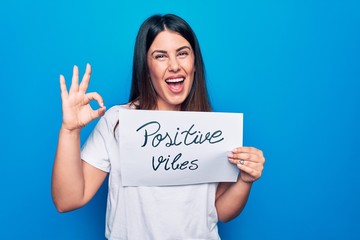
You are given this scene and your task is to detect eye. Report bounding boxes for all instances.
[178,51,189,58]
[154,54,168,60]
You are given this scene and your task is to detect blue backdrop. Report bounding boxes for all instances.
[0,0,359,239]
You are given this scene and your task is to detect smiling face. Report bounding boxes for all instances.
[147,30,195,111]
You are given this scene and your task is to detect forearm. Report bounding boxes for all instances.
[52,127,85,212]
[216,177,252,222]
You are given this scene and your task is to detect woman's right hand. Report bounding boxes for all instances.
[59,64,106,132]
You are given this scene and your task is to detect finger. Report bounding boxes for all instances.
[238,159,261,169]
[79,63,92,92]
[233,146,262,155]
[59,74,68,99]
[232,147,264,161]
[84,92,105,108]
[228,157,255,168]
[228,154,265,175]
[70,65,79,94]
[227,156,239,165]
[228,152,260,163]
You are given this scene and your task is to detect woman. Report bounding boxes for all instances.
[52,14,265,239]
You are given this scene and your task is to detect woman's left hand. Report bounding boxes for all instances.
[228,147,265,183]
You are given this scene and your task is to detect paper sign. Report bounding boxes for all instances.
[118,109,243,186]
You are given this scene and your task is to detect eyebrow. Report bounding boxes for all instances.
[150,46,191,56]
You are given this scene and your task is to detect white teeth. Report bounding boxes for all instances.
[166,78,184,83]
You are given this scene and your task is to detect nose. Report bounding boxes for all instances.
[168,58,180,72]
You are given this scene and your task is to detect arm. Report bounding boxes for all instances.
[216,147,265,222]
[51,64,107,212]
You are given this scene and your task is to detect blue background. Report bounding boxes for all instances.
[0,0,359,239]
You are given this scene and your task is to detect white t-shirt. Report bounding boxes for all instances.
[81,105,220,240]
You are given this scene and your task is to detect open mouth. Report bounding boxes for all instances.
[165,77,185,93]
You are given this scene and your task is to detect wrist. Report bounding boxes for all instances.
[238,174,254,185]
[60,125,81,135]
[240,178,253,185]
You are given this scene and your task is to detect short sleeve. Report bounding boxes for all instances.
[81,116,111,173]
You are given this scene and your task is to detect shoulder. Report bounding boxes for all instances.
[99,103,135,132]
[103,103,134,119]
[96,104,134,139]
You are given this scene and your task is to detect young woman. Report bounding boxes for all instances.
[52,14,265,239]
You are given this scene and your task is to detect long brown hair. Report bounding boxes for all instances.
[114,14,212,136]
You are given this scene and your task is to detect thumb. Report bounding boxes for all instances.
[91,106,106,119]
